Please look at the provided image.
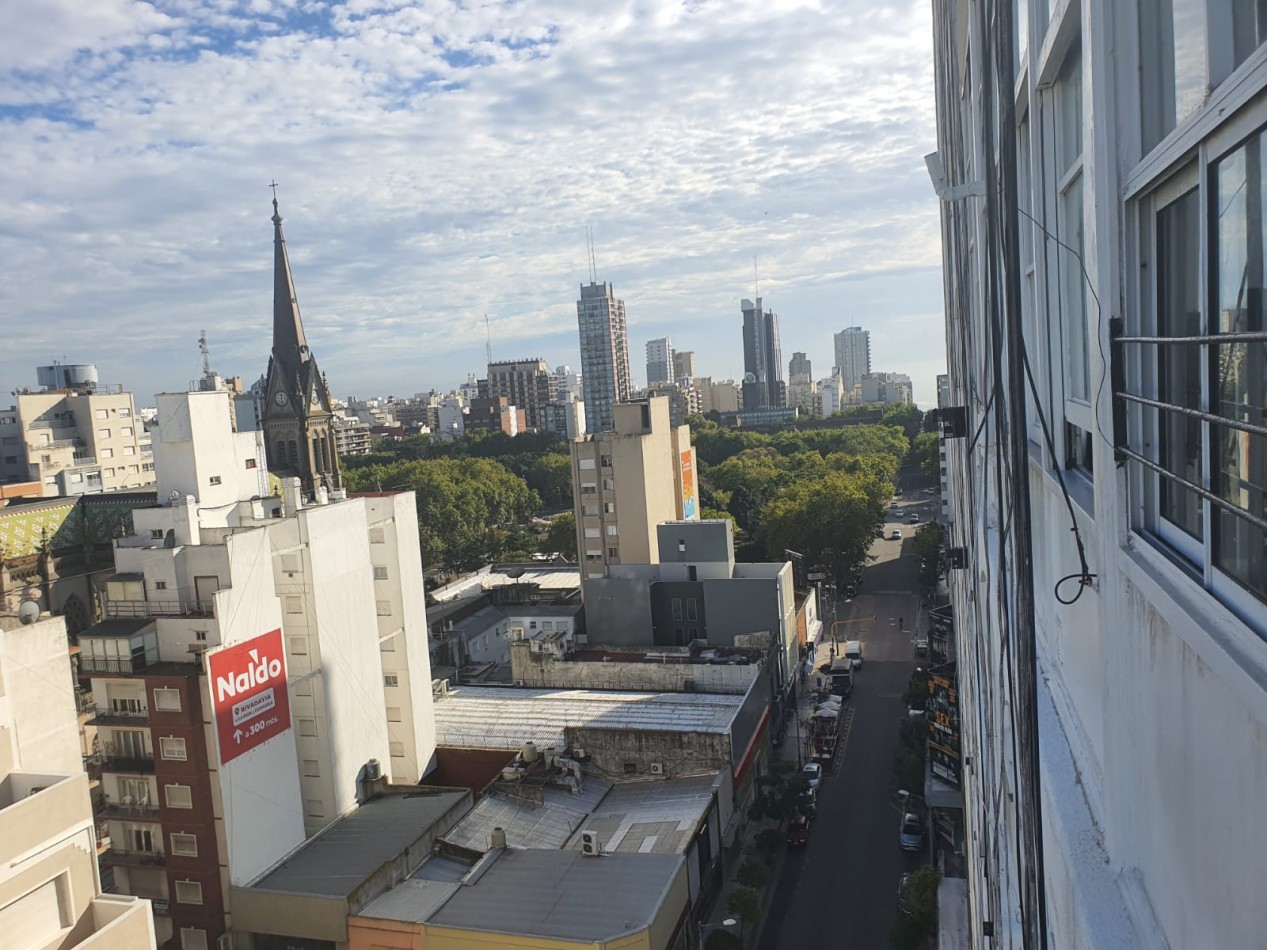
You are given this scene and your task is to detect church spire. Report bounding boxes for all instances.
[271,186,309,378]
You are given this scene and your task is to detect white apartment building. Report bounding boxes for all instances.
[932,2,1267,948]
[833,326,871,394]
[570,397,697,578]
[816,372,845,417]
[645,337,675,388]
[80,388,436,944]
[859,371,913,405]
[0,365,155,496]
[1,611,156,949]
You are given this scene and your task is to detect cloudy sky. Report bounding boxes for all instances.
[1,0,945,408]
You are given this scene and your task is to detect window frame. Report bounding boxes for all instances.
[159,737,187,761]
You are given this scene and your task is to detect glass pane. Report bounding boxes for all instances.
[1062,173,1090,401]
[1213,129,1267,596]
[1172,0,1207,120]
[1156,188,1204,539]
[1140,0,1208,149]
[1016,0,1029,72]
[1057,48,1082,174]
[1232,0,1267,68]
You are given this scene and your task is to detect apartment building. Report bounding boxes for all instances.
[0,364,154,496]
[858,371,913,406]
[576,282,632,433]
[672,350,696,380]
[570,397,697,578]
[645,337,674,387]
[1,610,157,949]
[931,1,1267,947]
[332,414,373,456]
[480,359,558,430]
[79,388,437,946]
[832,327,871,395]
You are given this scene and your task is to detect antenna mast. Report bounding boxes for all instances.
[199,330,212,377]
[484,314,493,366]
[753,255,760,300]
[587,226,598,284]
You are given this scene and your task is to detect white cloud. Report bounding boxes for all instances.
[0,0,946,405]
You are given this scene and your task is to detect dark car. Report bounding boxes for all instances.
[787,813,811,847]
[897,872,912,915]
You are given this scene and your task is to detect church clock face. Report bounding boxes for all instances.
[274,391,289,406]
[310,391,321,409]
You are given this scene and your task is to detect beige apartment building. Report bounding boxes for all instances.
[0,609,157,949]
[0,366,154,496]
[570,396,697,578]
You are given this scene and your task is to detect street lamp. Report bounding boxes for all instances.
[698,917,739,950]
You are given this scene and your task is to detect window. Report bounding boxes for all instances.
[70,472,83,483]
[299,719,317,737]
[380,635,396,652]
[154,581,167,590]
[104,467,115,477]
[119,407,131,418]
[387,706,402,722]
[129,465,139,473]
[602,477,615,490]
[579,457,596,470]
[288,637,307,655]
[672,598,684,621]
[604,501,616,514]
[245,458,257,469]
[159,737,187,761]
[208,475,221,486]
[303,759,320,777]
[170,833,198,856]
[373,565,389,580]
[98,428,111,439]
[583,504,599,516]
[686,598,698,622]
[580,483,597,494]
[285,595,303,614]
[384,673,399,687]
[165,784,192,809]
[153,688,181,712]
[585,527,601,538]
[121,426,134,437]
[389,740,405,757]
[150,529,164,540]
[607,546,619,558]
[600,454,613,467]
[306,799,325,817]
[377,600,392,616]
[174,881,202,904]
[180,929,208,950]
[194,630,207,641]
[95,409,109,419]
[606,524,618,535]
[369,526,385,543]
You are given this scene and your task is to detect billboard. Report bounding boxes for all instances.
[927,671,961,787]
[680,449,699,520]
[209,629,292,765]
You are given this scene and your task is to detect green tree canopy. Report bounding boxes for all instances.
[758,471,885,584]
[542,511,578,561]
[911,431,941,477]
[881,402,925,441]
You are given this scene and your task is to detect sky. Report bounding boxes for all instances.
[0,0,946,408]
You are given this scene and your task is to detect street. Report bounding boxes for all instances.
[759,490,939,950]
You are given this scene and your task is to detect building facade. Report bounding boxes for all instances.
[261,198,342,500]
[931,1,1267,947]
[0,365,155,496]
[465,396,524,436]
[672,350,696,380]
[833,326,871,396]
[740,298,785,411]
[570,397,697,579]
[481,358,557,430]
[859,372,913,405]
[787,352,816,412]
[645,337,674,388]
[576,282,632,433]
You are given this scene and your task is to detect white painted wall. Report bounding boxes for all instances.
[0,615,81,774]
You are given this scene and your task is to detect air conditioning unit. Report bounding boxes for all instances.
[514,679,526,687]
[682,678,695,692]
[510,627,525,641]
[649,762,665,775]
[572,747,586,760]
[580,830,602,856]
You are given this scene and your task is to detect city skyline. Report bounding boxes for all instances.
[0,0,946,406]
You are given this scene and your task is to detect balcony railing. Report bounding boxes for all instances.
[150,899,169,915]
[104,598,214,619]
[80,656,148,675]
[76,690,97,715]
[100,753,155,774]
[90,706,150,725]
[84,753,104,780]
[101,845,165,867]
[100,800,160,820]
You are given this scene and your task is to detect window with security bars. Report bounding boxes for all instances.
[1118,121,1267,620]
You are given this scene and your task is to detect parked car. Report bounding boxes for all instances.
[897,872,912,915]
[787,813,811,847]
[802,762,823,790]
[914,637,929,657]
[890,529,902,540]
[908,513,921,524]
[844,640,863,670]
[899,812,925,852]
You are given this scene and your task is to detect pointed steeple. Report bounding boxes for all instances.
[271,192,309,378]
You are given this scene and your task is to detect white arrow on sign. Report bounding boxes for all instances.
[233,728,243,744]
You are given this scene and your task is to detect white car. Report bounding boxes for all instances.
[802,762,823,790]
[890,529,902,540]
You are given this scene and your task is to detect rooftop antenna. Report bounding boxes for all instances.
[753,255,760,301]
[586,225,598,284]
[199,329,212,378]
[484,314,493,366]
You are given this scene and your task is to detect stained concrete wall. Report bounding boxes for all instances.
[509,641,757,694]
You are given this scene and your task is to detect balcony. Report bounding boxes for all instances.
[80,655,149,675]
[89,705,150,725]
[100,844,166,867]
[1,772,93,866]
[100,799,160,820]
[76,689,97,715]
[100,753,155,774]
[84,753,104,780]
[104,598,214,620]
[75,895,158,949]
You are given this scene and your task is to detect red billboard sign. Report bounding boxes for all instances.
[209,629,291,765]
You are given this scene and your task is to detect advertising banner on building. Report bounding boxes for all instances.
[927,671,961,787]
[680,450,698,519]
[209,629,291,765]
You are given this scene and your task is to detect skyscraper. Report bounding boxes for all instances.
[741,297,785,410]
[787,352,815,412]
[262,196,342,498]
[833,326,871,396]
[672,350,697,380]
[645,337,674,387]
[577,281,632,432]
[481,358,558,430]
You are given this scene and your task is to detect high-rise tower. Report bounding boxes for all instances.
[833,326,871,396]
[262,196,342,497]
[577,281,632,432]
[645,337,674,387]
[741,297,785,410]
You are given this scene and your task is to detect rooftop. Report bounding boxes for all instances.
[250,789,468,898]
[440,776,613,853]
[429,564,581,603]
[433,685,746,751]
[563,774,716,855]
[425,848,683,942]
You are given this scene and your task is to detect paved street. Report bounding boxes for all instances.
[759,489,939,950]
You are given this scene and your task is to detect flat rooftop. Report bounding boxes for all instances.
[433,685,746,751]
[425,848,683,942]
[250,789,467,898]
[563,774,716,855]
[429,564,581,603]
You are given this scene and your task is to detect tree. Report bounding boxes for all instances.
[542,511,577,561]
[882,402,925,441]
[922,408,941,433]
[737,857,771,890]
[913,522,945,597]
[748,759,811,822]
[759,472,885,585]
[910,431,940,477]
[524,452,574,510]
[725,888,762,931]
[892,866,941,949]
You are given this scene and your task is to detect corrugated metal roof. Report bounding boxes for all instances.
[564,776,715,855]
[427,848,682,941]
[439,776,614,852]
[356,878,459,923]
[433,686,745,750]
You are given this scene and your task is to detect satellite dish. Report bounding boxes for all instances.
[743,372,757,384]
[169,490,181,501]
[17,600,41,625]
